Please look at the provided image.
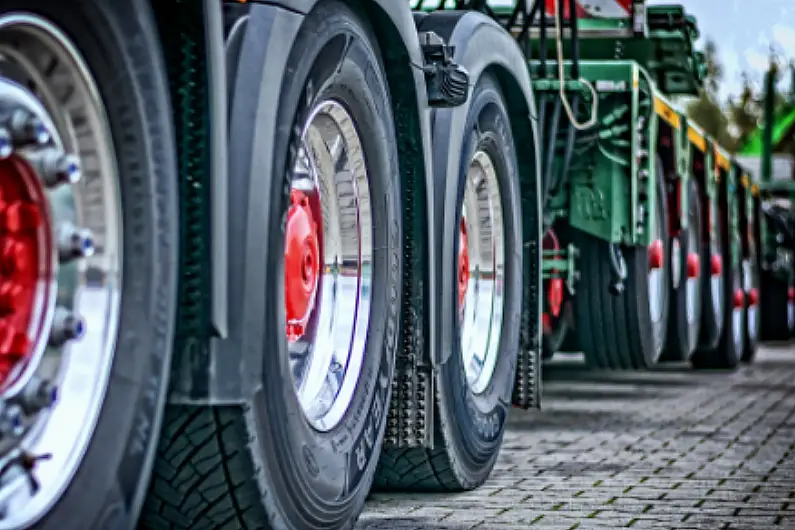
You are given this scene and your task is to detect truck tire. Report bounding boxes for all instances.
[141,3,402,529]
[692,201,744,369]
[663,179,703,361]
[759,272,795,340]
[376,72,522,491]
[696,189,725,351]
[0,2,179,529]
[573,157,670,370]
[542,304,571,360]
[742,256,761,362]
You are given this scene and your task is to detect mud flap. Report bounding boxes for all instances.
[513,233,542,409]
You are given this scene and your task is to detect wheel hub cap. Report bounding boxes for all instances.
[285,189,320,341]
[0,156,52,385]
[732,288,745,309]
[686,253,700,278]
[710,254,723,276]
[458,218,469,312]
[648,239,664,270]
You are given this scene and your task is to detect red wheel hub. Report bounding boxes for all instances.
[710,254,722,276]
[458,219,470,311]
[748,288,759,306]
[732,288,745,309]
[648,239,664,270]
[789,287,795,302]
[686,252,700,279]
[0,156,51,385]
[285,189,320,341]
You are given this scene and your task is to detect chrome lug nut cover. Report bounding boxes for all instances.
[57,223,95,262]
[8,110,49,146]
[22,148,80,187]
[48,307,86,348]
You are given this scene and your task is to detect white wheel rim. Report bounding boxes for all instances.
[285,100,372,432]
[460,150,505,395]
[0,14,122,526]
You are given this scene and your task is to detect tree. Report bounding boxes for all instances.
[685,38,733,148]
[727,73,762,149]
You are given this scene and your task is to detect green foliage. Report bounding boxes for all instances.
[684,39,735,149]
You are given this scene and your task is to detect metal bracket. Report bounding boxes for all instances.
[418,31,470,108]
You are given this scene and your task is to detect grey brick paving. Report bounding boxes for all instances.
[357,344,795,530]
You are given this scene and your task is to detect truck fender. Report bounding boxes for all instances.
[418,11,543,368]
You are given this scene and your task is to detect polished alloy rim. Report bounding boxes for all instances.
[459,150,504,395]
[0,14,122,527]
[732,271,744,354]
[647,198,666,354]
[743,260,757,343]
[285,100,372,432]
[710,205,724,321]
[685,207,701,328]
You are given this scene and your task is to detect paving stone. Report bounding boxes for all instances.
[357,346,795,529]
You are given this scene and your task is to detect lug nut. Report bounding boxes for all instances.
[24,148,80,187]
[57,223,95,262]
[15,376,57,414]
[49,307,86,347]
[0,128,12,159]
[1,403,24,437]
[9,110,50,146]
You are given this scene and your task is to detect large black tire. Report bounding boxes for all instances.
[692,194,744,369]
[542,301,572,360]
[573,158,670,370]
[0,1,179,529]
[663,179,703,361]
[375,73,522,491]
[759,271,795,341]
[141,3,402,529]
[696,188,725,351]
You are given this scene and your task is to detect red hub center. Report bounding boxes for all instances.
[732,288,745,309]
[789,287,795,303]
[0,156,51,386]
[285,189,321,341]
[748,287,759,306]
[458,218,470,311]
[710,254,723,276]
[648,239,664,270]
[686,252,700,278]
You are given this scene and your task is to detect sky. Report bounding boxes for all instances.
[648,0,795,101]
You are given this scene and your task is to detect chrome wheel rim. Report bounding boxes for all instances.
[647,198,666,356]
[743,260,757,343]
[285,100,371,432]
[685,210,701,329]
[710,205,724,321]
[0,14,121,526]
[459,150,504,395]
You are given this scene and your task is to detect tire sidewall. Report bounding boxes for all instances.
[4,1,178,529]
[439,73,521,472]
[248,1,401,520]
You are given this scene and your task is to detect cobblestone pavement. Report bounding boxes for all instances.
[358,344,795,530]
